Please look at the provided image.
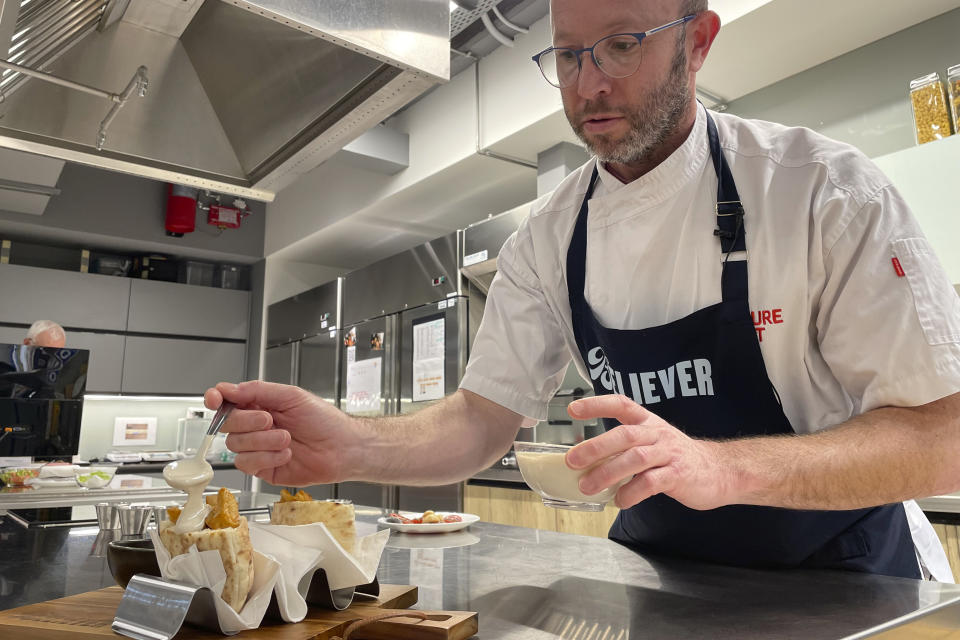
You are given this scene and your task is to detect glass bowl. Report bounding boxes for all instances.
[0,466,42,487]
[76,466,118,489]
[513,441,629,512]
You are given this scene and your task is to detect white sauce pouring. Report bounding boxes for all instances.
[162,434,216,533]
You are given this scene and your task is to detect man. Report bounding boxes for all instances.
[23,320,66,348]
[206,0,960,580]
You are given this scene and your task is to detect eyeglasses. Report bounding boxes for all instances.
[532,14,696,89]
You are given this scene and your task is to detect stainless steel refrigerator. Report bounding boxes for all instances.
[336,231,467,513]
[262,278,342,500]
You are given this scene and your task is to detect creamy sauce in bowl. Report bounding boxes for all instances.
[516,450,625,504]
[162,434,216,533]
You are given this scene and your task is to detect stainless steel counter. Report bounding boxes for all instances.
[917,493,960,515]
[3,500,960,637]
[369,506,960,639]
[0,474,186,510]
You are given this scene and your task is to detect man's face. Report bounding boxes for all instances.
[550,0,692,165]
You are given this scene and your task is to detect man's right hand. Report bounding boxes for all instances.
[204,381,358,486]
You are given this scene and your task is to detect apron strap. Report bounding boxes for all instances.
[566,108,751,332]
[705,110,749,304]
[565,166,601,312]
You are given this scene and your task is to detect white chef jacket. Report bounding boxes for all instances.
[459,103,960,581]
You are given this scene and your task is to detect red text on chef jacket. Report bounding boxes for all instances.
[751,308,783,342]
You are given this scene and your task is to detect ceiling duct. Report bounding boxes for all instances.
[0,0,451,201]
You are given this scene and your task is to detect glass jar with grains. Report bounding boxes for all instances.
[947,64,960,138]
[910,72,953,145]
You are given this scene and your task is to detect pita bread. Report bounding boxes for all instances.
[158,516,255,612]
[270,500,356,555]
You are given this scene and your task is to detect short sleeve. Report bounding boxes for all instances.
[459,217,572,422]
[817,185,960,412]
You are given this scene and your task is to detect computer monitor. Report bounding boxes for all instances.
[0,344,89,460]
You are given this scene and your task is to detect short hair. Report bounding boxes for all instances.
[26,320,65,342]
[681,0,708,16]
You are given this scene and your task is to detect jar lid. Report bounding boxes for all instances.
[910,72,941,89]
[948,63,960,78]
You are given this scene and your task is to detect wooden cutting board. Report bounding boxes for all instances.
[0,584,478,640]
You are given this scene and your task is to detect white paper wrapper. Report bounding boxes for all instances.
[251,521,390,592]
[148,528,281,634]
[246,523,324,622]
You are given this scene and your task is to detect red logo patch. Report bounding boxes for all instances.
[892,257,905,278]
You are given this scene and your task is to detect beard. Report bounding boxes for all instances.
[567,42,691,165]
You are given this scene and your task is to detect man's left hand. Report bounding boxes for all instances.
[566,395,737,510]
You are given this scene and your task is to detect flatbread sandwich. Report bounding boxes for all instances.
[270,489,357,555]
[160,487,255,612]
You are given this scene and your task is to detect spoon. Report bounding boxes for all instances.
[162,401,235,532]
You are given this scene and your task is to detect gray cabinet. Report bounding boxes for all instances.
[0,325,25,346]
[0,325,125,392]
[128,279,250,339]
[0,264,130,331]
[121,336,246,394]
[66,331,125,392]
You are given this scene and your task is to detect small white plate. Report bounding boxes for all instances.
[377,511,480,534]
[386,530,480,550]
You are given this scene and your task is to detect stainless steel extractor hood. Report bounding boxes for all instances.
[461,201,531,295]
[0,0,450,201]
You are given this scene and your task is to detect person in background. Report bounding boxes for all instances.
[206,0,960,582]
[23,320,66,348]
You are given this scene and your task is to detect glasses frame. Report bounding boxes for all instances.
[532,14,697,88]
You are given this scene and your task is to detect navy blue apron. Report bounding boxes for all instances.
[565,111,920,579]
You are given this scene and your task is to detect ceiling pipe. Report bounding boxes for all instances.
[491,4,529,34]
[480,11,515,48]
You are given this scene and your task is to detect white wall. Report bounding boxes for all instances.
[78,396,204,461]
[264,258,342,307]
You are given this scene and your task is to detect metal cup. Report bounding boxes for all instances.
[89,529,118,557]
[118,504,152,537]
[151,506,169,529]
[95,502,120,530]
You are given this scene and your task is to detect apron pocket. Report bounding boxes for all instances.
[828,529,870,562]
[891,238,960,346]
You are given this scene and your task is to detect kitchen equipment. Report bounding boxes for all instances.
[0,0,450,201]
[215,264,248,290]
[89,529,118,558]
[90,252,133,277]
[0,344,89,460]
[206,401,235,437]
[95,502,121,530]
[176,418,210,456]
[178,260,215,287]
[106,451,142,463]
[514,441,630,511]
[333,231,467,513]
[151,507,169,529]
[132,255,178,282]
[140,451,183,463]
[0,582,478,640]
[106,538,161,589]
[117,505,152,537]
[262,279,342,500]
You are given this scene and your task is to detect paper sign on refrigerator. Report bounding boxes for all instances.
[413,317,445,402]
[346,357,382,414]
